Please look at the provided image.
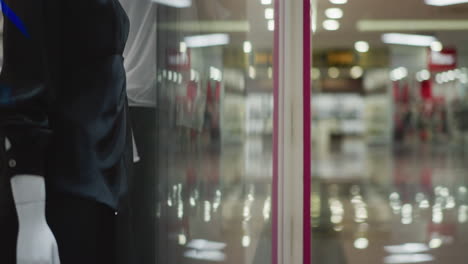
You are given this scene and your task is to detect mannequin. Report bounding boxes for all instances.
[4,137,59,264]
[11,175,60,264]
[0,0,131,263]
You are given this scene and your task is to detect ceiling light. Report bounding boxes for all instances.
[384,254,434,264]
[265,8,274,19]
[184,34,230,48]
[350,66,364,79]
[184,250,226,262]
[268,20,275,31]
[431,41,443,52]
[384,243,430,254]
[261,0,272,5]
[179,42,187,53]
[159,21,250,32]
[325,8,343,19]
[358,20,468,31]
[151,0,192,8]
[323,20,340,31]
[425,0,468,6]
[429,238,443,249]
[355,41,370,53]
[354,238,369,249]
[417,69,431,81]
[390,67,408,81]
[330,0,348,4]
[328,67,340,78]
[311,68,321,80]
[243,41,252,53]
[249,66,256,79]
[382,33,437,47]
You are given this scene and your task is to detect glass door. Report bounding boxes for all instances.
[311,0,468,264]
[152,1,276,263]
[124,0,312,263]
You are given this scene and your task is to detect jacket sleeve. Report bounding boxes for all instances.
[0,0,52,178]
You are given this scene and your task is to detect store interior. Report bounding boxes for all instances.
[311,0,468,263]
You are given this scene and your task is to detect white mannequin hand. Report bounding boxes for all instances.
[11,175,61,264]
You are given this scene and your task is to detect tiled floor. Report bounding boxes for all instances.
[156,131,468,264]
[157,136,273,264]
[312,139,468,264]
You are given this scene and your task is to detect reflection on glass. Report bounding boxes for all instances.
[155,0,275,263]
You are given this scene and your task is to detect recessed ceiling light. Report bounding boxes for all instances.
[354,238,369,249]
[249,66,256,79]
[384,254,434,264]
[358,20,468,31]
[243,41,252,53]
[382,33,437,47]
[355,41,370,53]
[311,68,321,80]
[325,8,343,19]
[425,0,468,6]
[268,20,275,31]
[184,34,230,48]
[390,67,408,81]
[430,41,443,52]
[323,20,340,31]
[350,66,364,79]
[179,42,187,53]
[330,0,348,4]
[261,0,272,5]
[151,0,192,8]
[328,67,340,78]
[265,8,274,19]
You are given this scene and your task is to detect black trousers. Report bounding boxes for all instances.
[129,107,157,264]
[46,195,116,264]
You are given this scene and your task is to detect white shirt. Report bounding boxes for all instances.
[120,0,157,107]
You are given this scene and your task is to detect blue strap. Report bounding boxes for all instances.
[0,0,30,38]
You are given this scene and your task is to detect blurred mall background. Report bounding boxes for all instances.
[311,0,468,264]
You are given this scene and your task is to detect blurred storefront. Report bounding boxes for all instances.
[311,0,468,263]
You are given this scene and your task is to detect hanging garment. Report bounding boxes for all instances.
[120,0,157,107]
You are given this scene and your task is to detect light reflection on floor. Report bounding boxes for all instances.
[312,139,468,264]
[159,136,273,264]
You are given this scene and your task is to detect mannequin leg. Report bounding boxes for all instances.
[46,194,116,264]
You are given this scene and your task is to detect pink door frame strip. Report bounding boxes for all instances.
[272,0,311,263]
[303,0,312,263]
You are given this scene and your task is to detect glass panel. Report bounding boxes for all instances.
[129,1,277,263]
[311,0,468,264]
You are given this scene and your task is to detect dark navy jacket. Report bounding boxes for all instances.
[0,0,132,210]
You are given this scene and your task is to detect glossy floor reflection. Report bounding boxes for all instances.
[312,139,468,264]
[158,136,273,264]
